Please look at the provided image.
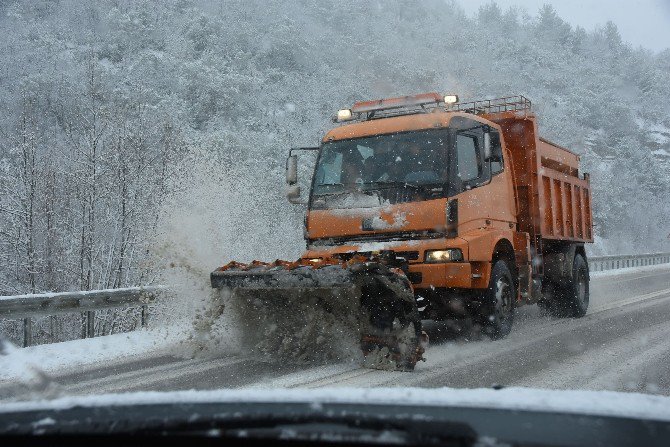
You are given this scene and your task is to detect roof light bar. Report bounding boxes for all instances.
[336,109,353,122]
[351,92,443,114]
[333,92,463,123]
[444,94,459,105]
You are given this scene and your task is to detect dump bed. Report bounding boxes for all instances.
[485,110,593,244]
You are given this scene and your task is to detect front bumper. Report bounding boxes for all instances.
[406,262,473,289]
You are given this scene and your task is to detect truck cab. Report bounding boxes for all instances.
[286,93,592,338]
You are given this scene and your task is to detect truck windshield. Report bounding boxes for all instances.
[311,129,453,209]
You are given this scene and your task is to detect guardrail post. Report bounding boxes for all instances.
[86,310,95,338]
[141,305,148,327]
[23,317,32,347]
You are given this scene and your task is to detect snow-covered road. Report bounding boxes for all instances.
[2,264,670,400]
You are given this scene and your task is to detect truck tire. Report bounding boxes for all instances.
[557,254,589,317]
[482,260,516,340]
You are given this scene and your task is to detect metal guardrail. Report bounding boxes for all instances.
[588,252,670,272]
[0,286,164,347]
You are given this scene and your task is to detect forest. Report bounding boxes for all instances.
[0,1,669,342]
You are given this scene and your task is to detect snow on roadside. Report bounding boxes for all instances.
[1,387,670,423]
[0,325,191,383]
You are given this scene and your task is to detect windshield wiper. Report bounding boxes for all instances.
[364,181,420,190]
[364,181,444,193]
[313,184,381,199]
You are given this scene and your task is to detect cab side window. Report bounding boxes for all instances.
[450,116,505,192]
[456,133,481,181]
[452,117,485,190]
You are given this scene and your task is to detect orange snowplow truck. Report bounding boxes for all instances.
[211,93,593,371]
[290,94,593,329]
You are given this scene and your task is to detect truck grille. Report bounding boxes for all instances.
[333,250,419,262]
[395,251,420,261]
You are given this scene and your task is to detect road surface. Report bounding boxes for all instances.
[2,265,669,400]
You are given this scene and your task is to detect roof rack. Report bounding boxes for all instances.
[334,94,532,123]
[451,95,531,115]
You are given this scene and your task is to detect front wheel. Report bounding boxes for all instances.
[482,260,516,340]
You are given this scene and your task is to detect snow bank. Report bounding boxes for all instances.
[2,387,670,422]
[0,325,190,383]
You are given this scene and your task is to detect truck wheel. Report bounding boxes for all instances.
[557,254,589,317]
[482,260,516,340]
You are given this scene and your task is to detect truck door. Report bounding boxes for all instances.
[450,116,515,235]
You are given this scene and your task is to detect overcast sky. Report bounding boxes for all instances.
[457,0,670,53]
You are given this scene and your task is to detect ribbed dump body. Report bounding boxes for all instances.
[485,111,593,244]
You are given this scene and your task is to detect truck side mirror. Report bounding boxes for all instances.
[286,184,305,204]
[285,147,319,205]
[286,155,298,185]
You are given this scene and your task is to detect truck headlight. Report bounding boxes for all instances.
[425,249,463,263]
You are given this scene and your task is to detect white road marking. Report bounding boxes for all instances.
[64,356,248,395]
[589,288,670,314]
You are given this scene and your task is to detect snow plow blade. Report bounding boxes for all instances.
[210,258,425,371]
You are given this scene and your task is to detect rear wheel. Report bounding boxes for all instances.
[482,260,516,340]
[557,254,589,317]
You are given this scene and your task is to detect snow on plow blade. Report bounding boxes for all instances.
[210,259,425,371]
